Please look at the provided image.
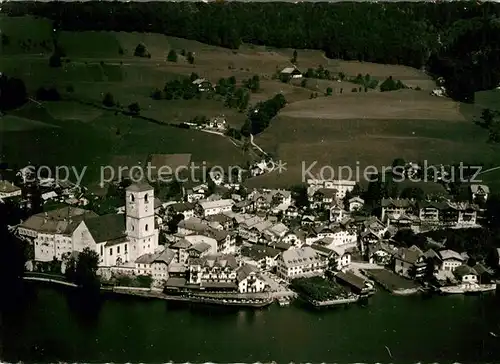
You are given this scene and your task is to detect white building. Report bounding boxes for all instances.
[277,246,326,280]
[307,179,356,200]
[348,197,364,212]
[236,264,268,293]
[196,199,234,217]
[470,184,489,202]
[438,249,465,272]
[0,180,22,199]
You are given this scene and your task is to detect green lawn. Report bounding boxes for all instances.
[0,14,53,54]
[58,31,122,58]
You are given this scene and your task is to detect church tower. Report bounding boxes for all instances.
[125,182,158,261]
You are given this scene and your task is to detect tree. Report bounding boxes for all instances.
[102,92,115,107]
[151,88,162,100]
[326,87,332,96]
[292,49,298,64]
[128,102,140,115]
[400,187,425,201]
[134,43,149,57]
[0,74,27,111]
[65,248,100,291]
[167,49,178,62]
[301,79,307,87]
[187,51,195,64]
[49,53,62,67]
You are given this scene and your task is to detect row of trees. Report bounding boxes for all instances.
[6,2,500,102]
[241,93,286,136]
[474,108,500,143]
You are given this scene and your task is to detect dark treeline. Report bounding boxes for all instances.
[3,2,500,102]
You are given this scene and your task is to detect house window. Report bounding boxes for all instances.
[118,246,120,254]
[110,248,113,256]
[145,224,149,231]
[100,245,103,255]
[130,194,135,202]
[145,194,149,203]
[125,244,128,253]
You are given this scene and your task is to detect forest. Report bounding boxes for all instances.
[2,1,500,102]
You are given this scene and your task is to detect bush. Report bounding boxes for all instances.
[36,87,60,101]
[128,102,140,115]
[102,92,115,107]
[49,53,62,68]
[134,43,150,57]
[167,49,178,62]
[187,51,195,64]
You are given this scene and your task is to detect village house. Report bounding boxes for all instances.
[381,198,416,221]
[280,65,302,79]
[192,78,213,92]
[176,217,211,236]
[367,241,396,265]
[440,202,479,227]
[236,264,269,293]
[311,188,338,208]
[329,204,346,223]
[207,115,227,131]
[301,215,316,227]
[393,245,426,279]
[232,199,255,214]
[186,184,208,203]
[284,205,299,219]
[196,199,234,217]
[241,244,281,271]
[0,180,22,199]
[187,254,239,290]
[251,189,292,211]
[281,229,306,247]
[166,202,195,220]
[205,213,236,230]
[276,246,326,280]
[184,235,218,255]
[307,179,356,200]
[386,213,420,231]
[348,196,364,212]
[205,229,237,255]
[170,238,192,264]
[335,271,374,295]
[438,249,465,272]
[453,265,478,284]
[417,201,446,223]
[470,184,489,202]
[150,248,176,281]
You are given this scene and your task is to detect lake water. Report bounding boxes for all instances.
[2,283,500,363]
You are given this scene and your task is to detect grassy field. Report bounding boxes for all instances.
[3,14,500,191]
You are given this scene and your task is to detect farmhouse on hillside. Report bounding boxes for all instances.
[192,78,213,92]
[280,66,302,79]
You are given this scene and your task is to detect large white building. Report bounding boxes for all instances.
[277,246,326,280]
[19,182,160,269]
[307,179,356,200]
[196,199,234,217]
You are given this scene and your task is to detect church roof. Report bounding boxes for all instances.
[126,182,153,193]
[84,214,126,243]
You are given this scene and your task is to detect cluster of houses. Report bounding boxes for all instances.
[4,162,497,295]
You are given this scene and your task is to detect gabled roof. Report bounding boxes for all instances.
[0,180,21,193]
[394,245,424,264]
[454,264,477,277]
[198,199,234,210]
[169,202,195,213]
[126,182,153,193]
[241,245,281,261]
[438,249,464,262]
[189,242,211,253]
[236,263,259,281]
[85,214,126,243]
[281,247,324,268]
[171,238,192,249]
[381,198,415,208]
[20,207,97,235]
[154,248,175,265]
[470,184,490,194]
[349,196,364,204]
